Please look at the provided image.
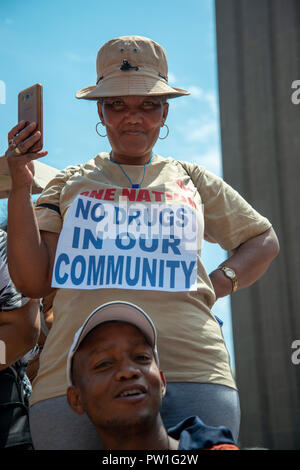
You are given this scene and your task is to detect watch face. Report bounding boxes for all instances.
[225,268,235,278]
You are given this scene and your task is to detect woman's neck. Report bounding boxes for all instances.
[110,150,153,166]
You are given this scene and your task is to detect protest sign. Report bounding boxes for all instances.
[52,195,202,291]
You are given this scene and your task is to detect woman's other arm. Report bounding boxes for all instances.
[209,227,280,300]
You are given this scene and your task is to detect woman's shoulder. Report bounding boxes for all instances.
[159,155,208,187]
[55,152,109,178]
[155,154,206,172]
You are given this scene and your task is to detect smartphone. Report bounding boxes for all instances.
[18,83,43,152]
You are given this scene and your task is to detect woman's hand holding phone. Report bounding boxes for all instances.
[5,120,48,192]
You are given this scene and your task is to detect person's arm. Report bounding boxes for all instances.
[7,188,59,297]
[5,121,58,298]
[0,299,40,372]
[209,227,280,300]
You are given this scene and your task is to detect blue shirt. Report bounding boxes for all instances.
[168,416,238,450]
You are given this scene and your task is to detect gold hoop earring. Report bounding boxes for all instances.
[158,124,169,140]
[96,122,107,137]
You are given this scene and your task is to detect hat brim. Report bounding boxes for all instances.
[66,301,159,386]
[76,74,190,100]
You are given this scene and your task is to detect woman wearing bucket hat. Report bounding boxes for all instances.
[6,35,279,449]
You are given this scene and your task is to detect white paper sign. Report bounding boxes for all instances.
[52,195,202,291]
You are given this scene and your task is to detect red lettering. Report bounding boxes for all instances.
[176,179,185,190]
[80,188,197,209]
[187,197,197,209]
[90,189,104,199]
[121,188,136,201]
[136,189,151,202]
[104,188,116,201]
[171,192,187,203]
[176,178,194,193]
[152,191,164,202]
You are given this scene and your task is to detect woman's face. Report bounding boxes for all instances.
[97,95,169,164]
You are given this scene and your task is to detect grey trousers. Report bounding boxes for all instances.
[29,382,240,450]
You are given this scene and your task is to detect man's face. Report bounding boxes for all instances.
[67,322,166,432]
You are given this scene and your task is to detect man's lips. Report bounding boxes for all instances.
[115,384,147,399]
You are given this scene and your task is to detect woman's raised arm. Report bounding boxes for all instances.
[6,121,57,298]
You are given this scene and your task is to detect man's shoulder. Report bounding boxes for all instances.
[168,416,239,450]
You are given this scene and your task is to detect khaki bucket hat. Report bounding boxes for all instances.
[76,35,190,100]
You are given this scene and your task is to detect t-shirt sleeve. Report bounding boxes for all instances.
[0,230,30,311]
[187,165,272,251]
[168,416,238,450]
[34,165,81,234]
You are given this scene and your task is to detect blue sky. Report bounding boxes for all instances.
[0,0,235,368]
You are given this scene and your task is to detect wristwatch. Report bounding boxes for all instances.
[218,266,238,293]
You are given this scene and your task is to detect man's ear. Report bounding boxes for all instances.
[160,371,167,398]
[66,386,85,415]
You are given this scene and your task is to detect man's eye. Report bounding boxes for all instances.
[135,354,152,362]
[94,360,112,370]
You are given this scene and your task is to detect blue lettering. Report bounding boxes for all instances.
[181,260,196,288]
[91,203,106,222]
[125,257,140,286]
[159,208,174,226]
[143,207,158,226]
[128,209,141,226]
[70,256,86,285]
[166,260,180,288]
[159,259,164,287]
[162,237,181,254]
[142,258,157,287]
[75,198,91,219]
[54,253,69,285]
[116,233,136,250]
[176,207,188,227]
[83,229,103,249]
[106,256,124,285]
[114,206,126,224]
[72,227,81,248]
[139,236,159,252]
[87,255,105,285]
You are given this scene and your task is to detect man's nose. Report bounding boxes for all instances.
[115,361,142,381]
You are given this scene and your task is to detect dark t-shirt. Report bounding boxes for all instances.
[168,416,239,450]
